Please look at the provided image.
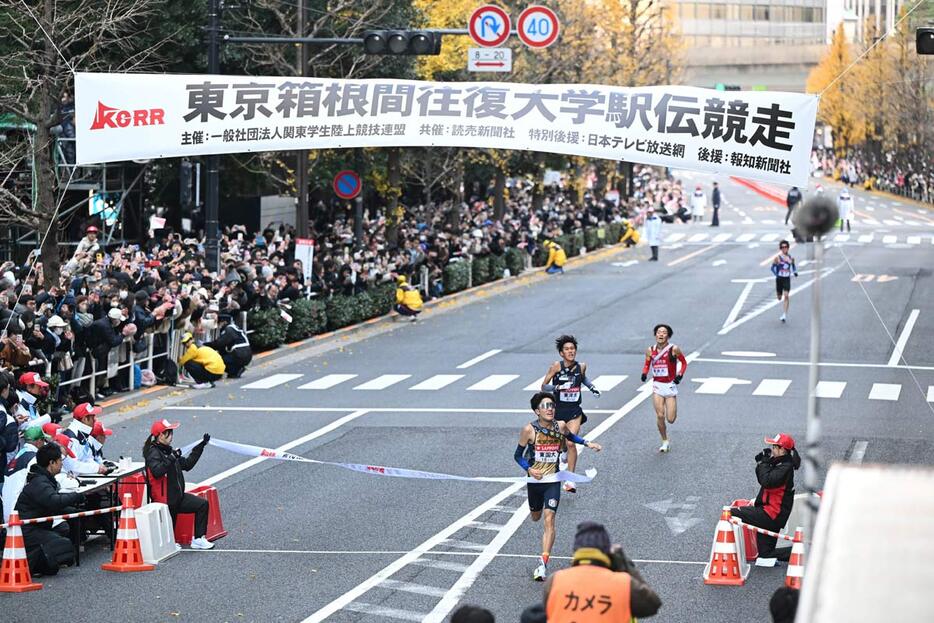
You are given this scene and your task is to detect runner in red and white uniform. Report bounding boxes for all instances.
[641,324,687,453]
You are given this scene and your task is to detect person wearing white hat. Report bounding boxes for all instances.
[690,184,706,223]
[837,187,854,232]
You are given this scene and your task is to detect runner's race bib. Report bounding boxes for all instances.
[534,443,561,464]
[559,387,580,402]
[651,363,669,378]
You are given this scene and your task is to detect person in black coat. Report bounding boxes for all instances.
[84,308,127,397]
[15,444,86,575]
[143,419,215,549]
[730,433,801,561]
[205,314,252,378]
[710,182,721,227]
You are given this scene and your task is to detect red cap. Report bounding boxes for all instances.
[151,418,180,436]
[42,423,61,436]
[54,434,76,458]
[764,433,796,450]
[18,372,49,388]
[86,225,99,233]
[91,421,113,437]
[73,402,102,419]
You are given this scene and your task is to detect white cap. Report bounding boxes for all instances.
[108,308,127,322]
[47,315,67,328]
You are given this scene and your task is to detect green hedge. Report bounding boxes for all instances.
[444,261,471,294]
[472,254,493,285]
[371,282,396,316]
[285,298,328,342]
[248,307,289,351]
[490,253,507,281]
[606,222,622,244]
[584,226,601,251]
[504,247,525,277]
[325,294,357,330]
[532,244,548,267]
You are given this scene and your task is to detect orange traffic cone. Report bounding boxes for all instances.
[785,527,805,589]
[0,512,42,592]
[703,508,748,586]
[101,493,155,573]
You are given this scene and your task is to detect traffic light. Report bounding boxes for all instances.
[918,27,934,55]
[363,30,442,55]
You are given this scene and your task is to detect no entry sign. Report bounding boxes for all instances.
[333,170,361,200]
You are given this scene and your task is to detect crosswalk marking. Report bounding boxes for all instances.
[883,235,897,244]
[354,374,411,390]
[753,379,791,397]
[467,374,520,391]
[761,219,777,225]
[343,603,426,621]
[377,580,448,598]
[688,233,708,242]
[904,220,922,226]
[456,349,502,369]
[815,381,846,399]
[760,233,780,242]
[410,374,464,391]
[712,233,732,242]
[591,375,628,391]
[928,386,934,402]
[862,218,880,226]
[665,233,686,243]
[883,219,900,226]
[241,373,304,390]
[737,233,756,242]
[523,376,546,391]
[868,383,901,401]
[858,234,874,243]
[835,234,850,242]
[907,236,922,245]
[298,374,358,390]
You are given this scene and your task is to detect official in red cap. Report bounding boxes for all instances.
[63,402,110,476]
[730,433,801,562]
[14,372,49,424]
[144,419,215,549]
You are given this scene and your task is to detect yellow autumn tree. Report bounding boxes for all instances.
[806,23,865,154]
[413,0,475,79]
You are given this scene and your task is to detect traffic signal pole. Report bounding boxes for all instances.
[295,0,310,238]
[205,0,221,272]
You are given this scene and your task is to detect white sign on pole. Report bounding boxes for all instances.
[294,238,315,283]
[468,48,512,72]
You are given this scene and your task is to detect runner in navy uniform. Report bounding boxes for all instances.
[541,335,601,493]
[771,240,798,323]
[516,392,602,581]
[641,324,687,453]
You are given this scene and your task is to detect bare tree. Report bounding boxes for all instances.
[0,0,171,286]
[400,147,461,205]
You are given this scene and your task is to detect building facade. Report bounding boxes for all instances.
[826,1,906,44]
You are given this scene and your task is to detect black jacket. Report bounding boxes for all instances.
[754,452,796,523]
[205,325,251,362]
[15,464,85,521]
[84,316,124,355]
[786,187,802,208]
[145,440,205,508]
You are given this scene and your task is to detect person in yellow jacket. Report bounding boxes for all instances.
[544,240,567,274]
[178,332,225,389]
[544,522,661,622]
[619,220,640,247]
[394,275,424,323]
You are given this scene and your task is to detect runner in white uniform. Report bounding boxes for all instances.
[641,324,687,453]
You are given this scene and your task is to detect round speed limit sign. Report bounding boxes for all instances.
[517,5,560,49]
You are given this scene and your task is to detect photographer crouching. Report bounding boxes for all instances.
[539,521,662,622]
[731,433,801,562]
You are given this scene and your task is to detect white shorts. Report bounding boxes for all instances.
[653,381,678,397]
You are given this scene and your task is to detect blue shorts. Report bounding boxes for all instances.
[527,481,561,513]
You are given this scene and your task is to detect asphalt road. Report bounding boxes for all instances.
[5,173,933,623]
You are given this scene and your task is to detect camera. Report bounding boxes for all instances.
[755,447,773,462]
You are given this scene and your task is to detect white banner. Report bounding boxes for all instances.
[294,238,315,284]
[204,437,596,484]
[74,72,818,186]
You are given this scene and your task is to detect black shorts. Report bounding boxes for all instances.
[527,481,561,513]
[555,409,587,425]
[775,276,791,296]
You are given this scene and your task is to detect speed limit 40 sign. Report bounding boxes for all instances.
[517,5,560,48]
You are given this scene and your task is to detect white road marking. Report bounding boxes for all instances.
[722,280,757,329]
[862,218,880,226]
[241,373,303,389]
[835,234,850,242]
[688,233,709,242]
[869,383,901,401]
[883,235,898,244]
[692,357,934,372]
[927,386,934,402]
[760,233,780,242]
[761,219,777,225]
[904,220,922,226]
[354,374,411,390]
[883,219,900,226]
[298,374,357,390]
[465,521,509,531]
[712,233,732,242]
[712,259,727,266]
[849,441,869,464]
[736,233,756,242]
[858,234,874,243]
[888,309,920,366]
[456,349,502,369]
[753,379,792,397]
[591,375,628,391]
[343,603,425,621]
[523,376,546,391]
[410,558,472,572]
[814,381,847,399]
[908,236,922,245]
[440,539,489,551]
[721,351,776,357]
[198,409,369,487]
[665,233,686,242]
[166,406,618,414]
[718,266,838,335]
[691,377,751,394]
[409,374,465,391]
[467,374,520,391]
[378,580,448,598]
[614,259,639,267]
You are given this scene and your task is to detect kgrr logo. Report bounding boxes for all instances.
[90,101,165,130]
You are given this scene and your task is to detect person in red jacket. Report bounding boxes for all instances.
[144,418,214,550]
[730,433,801,562]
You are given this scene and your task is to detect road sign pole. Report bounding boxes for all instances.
[204,0,221,272]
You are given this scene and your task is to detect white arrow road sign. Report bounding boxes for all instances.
[467,47,512,72]
[644,496,702,535]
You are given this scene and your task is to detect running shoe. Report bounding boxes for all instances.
[564,481,577,493]
[191,382,214,390]
[659,439,670,453]
[533,561,547,581]
[190,537,215,550]
[780,313,786,323]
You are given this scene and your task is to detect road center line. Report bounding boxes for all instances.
[887,309,920,367]
[197,409,369,487]
[456,349,503,369]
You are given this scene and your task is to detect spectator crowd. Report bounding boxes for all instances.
[811,146,933,204]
